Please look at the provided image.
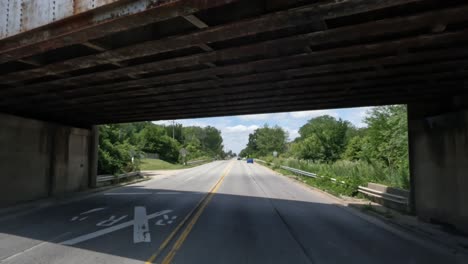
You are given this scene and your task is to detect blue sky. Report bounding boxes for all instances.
[153,107,372,154]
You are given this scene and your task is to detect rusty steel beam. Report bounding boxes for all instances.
[3,3,468,99]
[5,29,468,109]
[0,0,246,64]
[86,87,465,123]
[183,14,209,29]
[0,0,443,86]
[31,62,468,113]
[35,70,468,116]
[0,0,325,65]
[60,45,468,105]
[91,95,434,123]
[2,0,467,126]
[0,3,328,85]
[0,0,128,41]
[0,0,426,82]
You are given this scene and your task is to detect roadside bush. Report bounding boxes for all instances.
[263,157,409,197]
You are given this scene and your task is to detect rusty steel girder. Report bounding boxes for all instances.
[0,0,132,39]
[0,0,238,64]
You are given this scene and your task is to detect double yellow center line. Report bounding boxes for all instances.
[145,162,234,264]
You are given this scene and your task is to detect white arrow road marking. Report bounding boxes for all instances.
[81,208,106,214]
[96,215,128,227]
[134,207,151,243]
[70,207,106,221]
[60,209,172,246]
[155,215,178,226]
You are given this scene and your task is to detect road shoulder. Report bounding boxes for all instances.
[255,162,468,258]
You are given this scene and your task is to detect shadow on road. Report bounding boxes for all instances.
[0,183,462,264]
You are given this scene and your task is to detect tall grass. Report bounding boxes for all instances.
[263,157,409,196]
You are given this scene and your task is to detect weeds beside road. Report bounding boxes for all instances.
[260,157,409,198]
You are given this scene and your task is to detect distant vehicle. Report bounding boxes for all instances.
[247,158,254,164]
[237,157,242,160]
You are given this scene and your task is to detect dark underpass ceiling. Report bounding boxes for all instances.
[0,0,468,126]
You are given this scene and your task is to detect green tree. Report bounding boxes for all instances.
[342,136,368,161]
[293,115,351,162]
[182,126,224,158]
[203,126,224,156]
[138,125,180,163]
[165,123,184,144]
[98,124,142,174]
[363,105,408,169]
[240,125,287,157]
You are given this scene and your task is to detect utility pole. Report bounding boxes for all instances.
[172,120,175,139]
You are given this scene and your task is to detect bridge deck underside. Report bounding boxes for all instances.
[0,0,467,125]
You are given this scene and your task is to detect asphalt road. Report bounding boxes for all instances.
[0,160,464,263]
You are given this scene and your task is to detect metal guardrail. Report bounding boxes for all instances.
[256,159,342,182]
[97,171,140,183]
[256,159,408,211]
[280,165,317,178]
[358,186,408,205]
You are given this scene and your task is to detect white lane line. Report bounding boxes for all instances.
[1,232,71,263]
[155,192,180,195]
[133,207,151,243]
[60,210,172,246]
[81,208,106,214]
[104,192,152,195]
[184,176,195,182]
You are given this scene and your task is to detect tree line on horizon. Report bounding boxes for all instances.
[98,122,227,174]
[239,105,409,188]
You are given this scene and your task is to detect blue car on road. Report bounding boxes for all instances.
[247,158,254,164]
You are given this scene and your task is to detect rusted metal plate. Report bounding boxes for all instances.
[55,0,75,21]
[22,0,54,32]
[0,0,176,40]
[0,0,237,63]
[93,0,174,23]
[73,0,124,14]
[5,0,22,38]
[0,0,7,38]
[0,0,146,40]
[1,0,75,38]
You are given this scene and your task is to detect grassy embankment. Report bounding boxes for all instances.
[140,158,211,170]
[260,157,409,197]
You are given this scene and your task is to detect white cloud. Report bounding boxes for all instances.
[284,128,300,141]
[238,110,338,121]
[347,107,373,127]
[224,125,259,133]
[152,120,172,125]
[220,125,260,154]
[289,110,338,119]
[238,113,288,121]
[152,119,209,128]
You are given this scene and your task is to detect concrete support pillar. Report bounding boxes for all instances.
[408,95,468,234]
[49,126,71,197]
[0,113,94,207]
[89,125,99,188]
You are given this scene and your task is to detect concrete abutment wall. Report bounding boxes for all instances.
[408,96,468,234]
[0,113,98,207]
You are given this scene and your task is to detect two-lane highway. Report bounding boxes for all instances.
[0,161,464,263]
